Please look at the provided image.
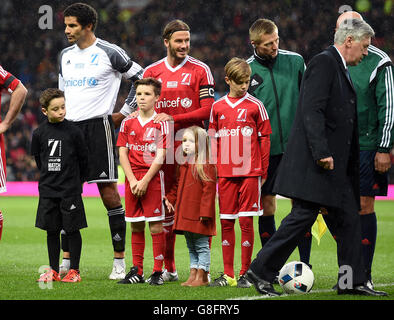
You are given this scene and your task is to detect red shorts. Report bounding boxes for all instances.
[0,134,6,193]
[125,170,165,223]
[218,176,263,219]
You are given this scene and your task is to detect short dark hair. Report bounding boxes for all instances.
[135,77,162,96]
[64,2,98,32]
[162,20,190,40]
[40,88,64,109]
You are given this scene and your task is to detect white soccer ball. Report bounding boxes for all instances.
[278,261,314,294]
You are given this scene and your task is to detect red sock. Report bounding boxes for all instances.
[131,231,145,275]
[151,231,165,273]
[239,216,254,276]
[163,224,176,272]
[221,219,235,278]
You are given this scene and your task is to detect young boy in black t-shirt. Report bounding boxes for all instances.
[31,88,88,283]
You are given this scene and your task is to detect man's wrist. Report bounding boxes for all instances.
[377,147,390,153]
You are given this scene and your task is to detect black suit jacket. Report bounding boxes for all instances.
[273,46,360,209]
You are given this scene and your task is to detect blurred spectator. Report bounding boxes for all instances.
[0,0,392,182]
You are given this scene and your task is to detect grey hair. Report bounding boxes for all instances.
[334,18,374,44]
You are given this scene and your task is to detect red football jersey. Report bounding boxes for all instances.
[209,93,271,177]
[117,113,169,171]
[0,65,20,113]
[143,55,215,128]
[0,65,20,193]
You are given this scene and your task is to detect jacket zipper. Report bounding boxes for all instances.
[268,68,284,153]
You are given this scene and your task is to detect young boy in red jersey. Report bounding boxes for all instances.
[116,78,169,285]
[141,20,216,281]
[208,58,271,287]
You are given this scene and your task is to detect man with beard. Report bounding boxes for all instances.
[121,19,215,282]
[246,19,310,270]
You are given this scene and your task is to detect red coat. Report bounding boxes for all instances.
[166,163,217,236]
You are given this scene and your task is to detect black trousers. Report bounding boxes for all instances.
[250,193,366,286]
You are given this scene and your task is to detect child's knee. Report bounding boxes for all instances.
[239,216,254,232]
[131,221,145,233]
[149,221,163,234]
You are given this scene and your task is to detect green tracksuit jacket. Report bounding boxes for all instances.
[348,45,394,153]
[247,49,305,155]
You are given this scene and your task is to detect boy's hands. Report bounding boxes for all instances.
[132,178,149,197]
[163,196,175,213]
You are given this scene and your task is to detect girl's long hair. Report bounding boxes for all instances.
[183,126,214,182]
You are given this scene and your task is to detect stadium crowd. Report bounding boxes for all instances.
[0,0,393,183]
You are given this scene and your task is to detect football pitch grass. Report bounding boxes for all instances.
[0,196,393,302]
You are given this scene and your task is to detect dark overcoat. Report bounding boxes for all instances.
[273,45,360,209]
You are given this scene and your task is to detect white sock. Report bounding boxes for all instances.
[61,258,70,269]
[113,258,125,268]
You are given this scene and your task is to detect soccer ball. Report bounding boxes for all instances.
[278,261,314,294]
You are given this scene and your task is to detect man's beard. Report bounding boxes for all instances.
[256,50,276,61]
[169,44,189,62]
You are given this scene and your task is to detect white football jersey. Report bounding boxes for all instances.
[59,38,143,121]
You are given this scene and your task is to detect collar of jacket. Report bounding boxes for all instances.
[253,49,277,69]
[326,45,356,91]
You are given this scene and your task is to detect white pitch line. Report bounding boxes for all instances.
[227,283,394,300]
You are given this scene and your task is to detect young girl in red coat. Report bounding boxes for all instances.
[165,126,217,287]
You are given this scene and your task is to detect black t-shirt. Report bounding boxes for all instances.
[31,119,88,197]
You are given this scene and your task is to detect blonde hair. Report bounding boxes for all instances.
[224,57,251,83]
[249,18,278,44]
[183,126,214,182]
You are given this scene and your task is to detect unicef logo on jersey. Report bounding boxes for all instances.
[181,98,192,109]
[64,77,99,88]
[148,143,157,153]
[87,77,98,87]
[241,126,253,137]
